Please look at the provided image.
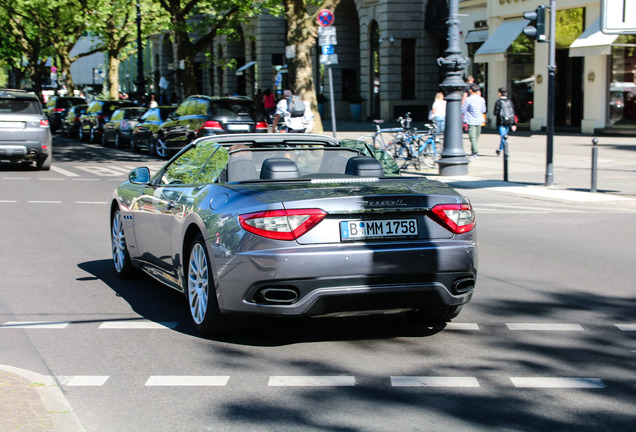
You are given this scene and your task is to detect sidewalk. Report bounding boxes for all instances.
[324,120,636,203]
[0,365,84,432]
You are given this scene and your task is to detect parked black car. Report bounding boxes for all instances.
[60,104,88,138]
[44,96,86,133]
[154,95,267,158]
[79,100,138,143]
[130,106,176,153]
[102,107,147,148]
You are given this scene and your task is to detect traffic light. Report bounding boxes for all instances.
[523,5,547,42]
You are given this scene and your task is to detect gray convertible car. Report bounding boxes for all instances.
[111,134,478,336]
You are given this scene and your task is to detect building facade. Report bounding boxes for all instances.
[460,0,636,133]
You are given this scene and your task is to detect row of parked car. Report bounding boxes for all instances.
[46,95,269,159]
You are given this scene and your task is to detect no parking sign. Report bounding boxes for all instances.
[317,9,334,27]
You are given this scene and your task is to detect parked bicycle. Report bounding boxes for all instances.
[357,113,413,153]
[392,123,443,170]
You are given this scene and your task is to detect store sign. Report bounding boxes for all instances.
[601,0,636,34]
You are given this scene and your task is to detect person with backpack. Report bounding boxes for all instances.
[493,87,517,156]
[271,89,314,133]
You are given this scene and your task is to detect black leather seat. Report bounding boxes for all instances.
[260,158,301,180]
[345,156,384,177]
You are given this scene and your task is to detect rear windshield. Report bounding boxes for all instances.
[124,108,146,118]
[57,98,86,108]
[0,99,41,114]
[209,100,257,117]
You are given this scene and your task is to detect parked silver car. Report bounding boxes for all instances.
[0,89,52,170]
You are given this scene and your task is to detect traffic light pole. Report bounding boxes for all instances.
[545,0,556,187]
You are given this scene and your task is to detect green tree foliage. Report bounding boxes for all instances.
[156,0,278,98]
[555,8,583,48]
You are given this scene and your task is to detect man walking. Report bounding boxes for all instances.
[462,84,486,158]
[493,87,517,156]
[271,89,314,133]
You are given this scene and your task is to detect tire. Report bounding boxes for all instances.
[90,127,97,143]
[36,153,52,171]
[185,235,238,336]
[79,127,86,142]
[419,139,441,168]
[130,137,138,152]
[111,209,134,278]
[114,132,121,149]
[408,305,463,323]
[392,143,411,170]
[154,136,169,159]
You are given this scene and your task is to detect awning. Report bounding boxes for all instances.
[465,29,489,45]
[235,61,256,76]
[569,18,618,57]
[474,19,528,63]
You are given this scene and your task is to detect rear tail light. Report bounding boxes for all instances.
[40,119,49,127]
[201,120,223,131]
[255,121,268,131]
[239,209,327,241]
[52,108,65,112]
[430,203,476,234]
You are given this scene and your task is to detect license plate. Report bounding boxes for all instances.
[340,219,418,241]
[0,121,25,129]
[228,124,250,131]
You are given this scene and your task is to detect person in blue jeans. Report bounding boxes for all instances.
[461,84,486,158]
[493,88,517,156]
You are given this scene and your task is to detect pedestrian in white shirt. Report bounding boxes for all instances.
[271,89,314,133]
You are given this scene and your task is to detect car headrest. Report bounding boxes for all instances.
[260,158,301,180]
[344,156,384,177]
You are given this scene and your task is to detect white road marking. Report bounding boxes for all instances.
[58,376,110,386]
[615,324,636,331]
[38,178,64,181]
[27,200,63,204]
[506,323,584,331]
[0,200,17,203]
[510,377,605,389]
[75,201,108,205]
[51,165,80,177]
[2,177,30,180]
[391,376,480,387]
[446,323,480,330]
[1,321,70,329]
[145,376,230,386]
[268,376,356,387]
[99,321,178,329]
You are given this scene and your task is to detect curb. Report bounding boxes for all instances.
[0,364,85,432]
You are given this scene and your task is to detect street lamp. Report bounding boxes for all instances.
[135,0,146,102]
[437,0,471,176]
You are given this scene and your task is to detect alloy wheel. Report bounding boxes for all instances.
[111,211,127,273]
[155,137,168,158]
[188,242,209,325]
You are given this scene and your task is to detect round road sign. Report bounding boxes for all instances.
[317,9,334,27]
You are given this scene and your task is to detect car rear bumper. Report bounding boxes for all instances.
[214,240,477,316]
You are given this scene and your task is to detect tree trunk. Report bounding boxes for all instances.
[108,54,120,100]
[57,51,75,96]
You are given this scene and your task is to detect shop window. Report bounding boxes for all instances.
[609,35,636,127]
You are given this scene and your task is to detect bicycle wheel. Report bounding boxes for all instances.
[392,143,412,170]
[419,138,440,168]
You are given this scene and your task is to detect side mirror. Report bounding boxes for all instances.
[129,166,151,184]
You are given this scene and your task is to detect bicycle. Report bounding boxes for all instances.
[393,123,442,170]
[357,113,412,153]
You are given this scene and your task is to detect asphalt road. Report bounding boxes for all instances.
[1,135,634,431]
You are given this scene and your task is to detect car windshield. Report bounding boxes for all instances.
[124,108,146,118]
[0,99,40,114]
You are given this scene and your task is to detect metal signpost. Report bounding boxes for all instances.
[318,10,337,137]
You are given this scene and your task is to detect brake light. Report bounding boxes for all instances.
[239,209,327,240]
[255,121,268,131]
[430,203,476,234]
[202,120,223,131]
[40,119,49,127]
[52,108,65,112]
